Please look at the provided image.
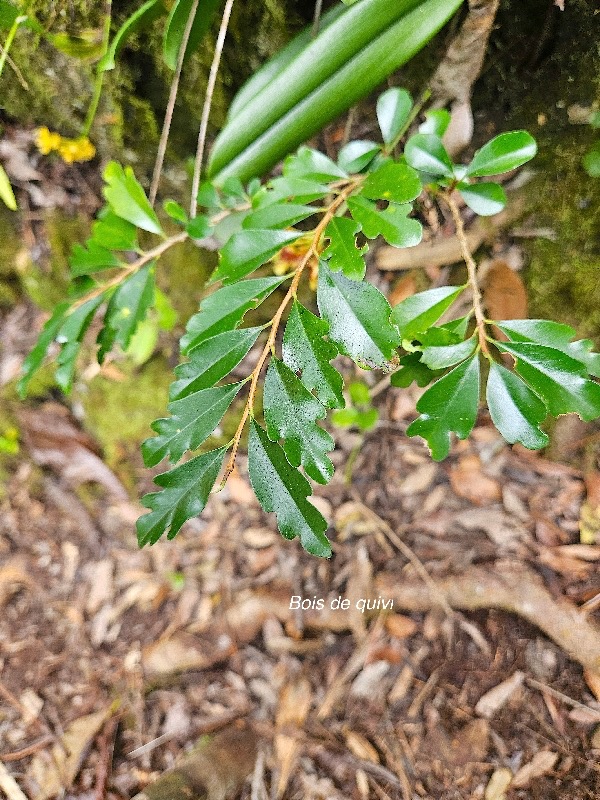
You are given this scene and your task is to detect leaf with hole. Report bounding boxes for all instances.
[317,262,400,368]
[137,447,226,545]
[142,382,242,467]
[282,301,344,409]
[248,420,331,557]
[486,362,549,450]
[348,196,422,248]
[407,355,480,460]
[323,217,368,280]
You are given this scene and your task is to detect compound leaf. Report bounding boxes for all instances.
[466,131,537,177]
[323,216,368,280]
[170,327,262,400]
[348,195,422,248]
[248,420,331,558]
[181,276,286,353]
[103,162,163,235]
[317,262,400,369]
[391,285,465,340]
[486,362,549,450]
[97,263,156,362]
[282,300,344,409]
[376,87,412,145]
[361,162,422,204]
[264,358,334,484]
[496,341,600,421]
[407,355,480,460]
[142,382,242,467]
[213,228,302,284]
[137,447,226,545]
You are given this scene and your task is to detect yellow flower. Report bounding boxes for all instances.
[35,127,96,163]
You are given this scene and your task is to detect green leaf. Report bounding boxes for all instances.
[486,362,549,450]
[390,285,465,339]
[55,296,104,392]
[248,420,331,558]
[317,262,400,369]
[390,352,443,388]
[348,196,422,248]
[170,327,262,400]
[458,181,506,216]
[0,1,20,29]
[137,447,226,545]
[407,355,480,460]
[97,263,155,362]
[142,382,242,467]
[126,317,159,366]
[376,87,413,145]
[99,0,162,71]
[583,142,600,177]
[163,0,222,69]
[495,319,600,377]
[50,32,104,60]
[282,301,344,410]
[348,380,371,405]
[420,335,477,369]
[70,241,123,277]
[180,276,286,353]
[323,217,368,280]
[264,359,334,484]
[496,341,600,421]
[18,302,69,397]
[92,210,138,251]
[242,203,316,231]
[155,287,178,331]
[186,214,211,239]
[361,162,422,204]
[419,109,451,137]
[404,134,454,177]
[103,162,163,235]
[262,177,330,205]
[466,131,537,177]
[331,406,378,431]
[338,140,381,173]
[0,164,17,210]
[164,199,188,224]
[283,146,347,182]
[212,229,301,284]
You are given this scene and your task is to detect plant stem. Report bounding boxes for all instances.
[219,181,360,488]
[190,0,236,218]
[444,192,490,356]
[0,15,27,80]
[82,0,112,137]
[149,0,200,206]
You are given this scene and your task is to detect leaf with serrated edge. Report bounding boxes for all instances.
[92,210,138,251]
[377,87,412,145]
[70,241,123,277]
[361,162,422,204]
[102,162,163,235]
[137,447,225,545]
[348,196,422,249]
[55,296,104,393]
[323,217,368,280]
[264,359,334,484]
[283,146,347,182]
[496,319,600,377]
[282,301,344,409]
[407,355,480,460]
[142,382,242,467]
[496,342,600,421]
[170,327,261,400]
[248,420,331,557]
[181,276,286,354]
[213,229,301,284]
[97,263,155,363]
[486,362,548,450]
[421,336,477,369]
[317,262,400,369]
[391,285,465,340]
[391,352,443,388]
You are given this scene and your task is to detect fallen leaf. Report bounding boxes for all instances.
[385,614,418,640]
[345,731,380,763]
[142,630,235,679]
[475,671,525,718]
[485,768,513,800]
[0,762,29,800]
[512,750,558,788]
[275,677,312,798]
[450,454,502,505]
[584,670,600,702]
[483,260,528,329]
[388,273,417,306]
[455,507,526,548]
[399,463,437,495]
[0,559,31,608]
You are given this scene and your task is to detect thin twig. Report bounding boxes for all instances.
[312,0,324,37]
[190,0,236,218]
[149,0,200,206]
[0,735,54,762]
[444,192,490,356]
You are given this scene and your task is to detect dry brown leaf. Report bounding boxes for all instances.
[484,768,513,800]
[557,544,600,561]
[512,750,558,788]
[0,762,29,800]
[454,507,526,548]
[538,548,593,580]
[450,454,502,505]
[388,273,417,306]
[275,677,312,798]
[28,707,113,800]
[385,614,418,640]
[142,630,235,679]
[483,260,528,327]
[450,718,490,765]
[399,463,437,495]
[242,527,277,549]
[0,559,31,608]
[346,544,373,640]
[584,669,600,702]
[275,734,302,799]
[388,666,414,703]
[475,671,524,718]
[345,731,380,763]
